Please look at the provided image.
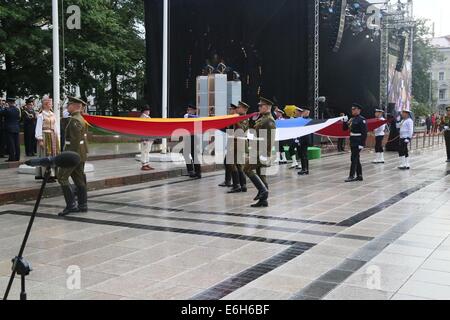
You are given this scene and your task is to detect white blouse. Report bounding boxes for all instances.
[397,118,414,139]
[35,111,60,140]
[374,117,386,136]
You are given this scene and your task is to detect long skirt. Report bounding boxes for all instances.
[36,132,60,178]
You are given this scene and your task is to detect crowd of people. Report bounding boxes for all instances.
[0,96,61,176]
[426,113,449,134]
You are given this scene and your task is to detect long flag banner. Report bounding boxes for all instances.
[275,117,343,141]
[315,118,388,138]
[84,114,387,140]
[83,114,256,137]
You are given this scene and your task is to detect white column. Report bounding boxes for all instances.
[52,0,61,134]
[161,0,169,153]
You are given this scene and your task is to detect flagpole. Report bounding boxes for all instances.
[52,0,61,134]
[161,0,169,153]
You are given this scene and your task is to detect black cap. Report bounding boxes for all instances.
[352,103,363,110]
[258,97,274,106]
[26,97,35,104]
[67,96,87,106]
[187,104,197,110]
[238,101,250,109]
[6,97,16,103]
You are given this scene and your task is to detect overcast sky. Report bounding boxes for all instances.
[414,0,450,37]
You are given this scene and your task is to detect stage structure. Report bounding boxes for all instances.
[317,0,414,117]
[144,0,315,117]
[378,0,415,114]
[196,73,242,161]
[144,0,415,121]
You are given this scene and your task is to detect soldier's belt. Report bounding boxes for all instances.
[65,141,85,145]
[227,136,248,140]
[43,129,55,133]
[350,133,362,137]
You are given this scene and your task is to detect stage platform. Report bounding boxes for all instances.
[0,144,449,300]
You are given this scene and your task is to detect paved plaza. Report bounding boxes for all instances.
[1,145,449,300]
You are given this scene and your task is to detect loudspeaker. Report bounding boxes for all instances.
[395,35,409,72]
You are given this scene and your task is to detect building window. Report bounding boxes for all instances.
[439,72,445,81]
[439,89,447,100]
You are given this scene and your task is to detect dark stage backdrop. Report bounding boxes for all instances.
[319,25,381,118]
[144,0,310,117]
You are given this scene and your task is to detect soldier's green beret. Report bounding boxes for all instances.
[67,96,87,106]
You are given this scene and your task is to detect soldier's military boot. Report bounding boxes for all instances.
[249,175,269,207]
[77,186,88,213]
[59,186,79,217]
[228,171,242,193]
[238,170,247,192]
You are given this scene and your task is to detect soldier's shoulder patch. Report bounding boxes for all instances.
[72,119,83,130]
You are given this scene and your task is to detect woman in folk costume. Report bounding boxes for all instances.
[35,96,60,181]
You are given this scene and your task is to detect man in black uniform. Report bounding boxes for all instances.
[343,103,368,182]
[298,107,313,176]
[22,97,37,156]
[0,97,21,162]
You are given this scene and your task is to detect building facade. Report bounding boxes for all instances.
[431,36,450,113]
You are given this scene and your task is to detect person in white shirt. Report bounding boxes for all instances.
[372,109,387,164]
[396,109,414,170]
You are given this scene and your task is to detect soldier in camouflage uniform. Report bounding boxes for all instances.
[443,106,450,163]
[244,97,276,207]
[227,101,250,194]
[57,97,89,216]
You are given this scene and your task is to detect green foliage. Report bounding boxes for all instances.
[411,98,432,118]
[412,19,443,104]
[0,0,145,113]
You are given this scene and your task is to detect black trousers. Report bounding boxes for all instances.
[399,139,409,158]
[288,139,297,159]
[337,138,346,152]
[349,146,362,178]
[299,143,309,171]
[444,131,450,160]
[375,136,384,153]
[183,136,201,174]
[24,126,37,156]
[6,132,20,161]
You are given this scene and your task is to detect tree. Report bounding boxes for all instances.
[0,1,53,97]
[412,19,442,105]
[0,0,145,114]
